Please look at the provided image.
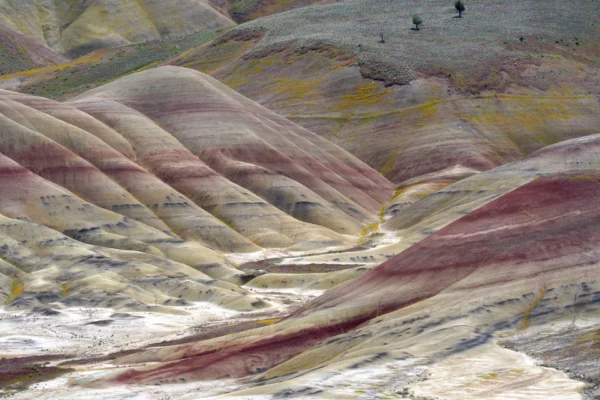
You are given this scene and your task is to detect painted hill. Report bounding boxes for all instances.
[2,1,600,187]
[163,0,600,185]
[95,134,600,399]
[1,2,599,399]
[0,29,221,99]
[0,24,67,75]
[0,0,234,58]
[0,66,392,313]
[228,0,324,23]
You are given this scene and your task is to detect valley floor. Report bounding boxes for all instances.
[2,239,597,400]
[3,307,595,399]
[1,284,315,399]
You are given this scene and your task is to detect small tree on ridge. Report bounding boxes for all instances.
[455,0,465,18]
[412,14,423,30]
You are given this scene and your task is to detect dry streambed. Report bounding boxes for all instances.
[2,230,598,399]
[0,252,340,398]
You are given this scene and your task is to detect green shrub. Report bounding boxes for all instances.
[455,0,466,17]
[412,14,423,30]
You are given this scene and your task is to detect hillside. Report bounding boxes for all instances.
[72,134,600,400]
[0,25,67,75]
[0,1,599,399]
[163,0,600,184]
[0,0,234,58]
[0,29,222,99]
[0,66,391,315]
[228,0,324,23]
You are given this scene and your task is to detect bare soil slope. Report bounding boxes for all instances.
[165,0,600,184]
[0,66,391,313]
[96,135,600,399]
[0,25,67,75]
[0,0,234,58]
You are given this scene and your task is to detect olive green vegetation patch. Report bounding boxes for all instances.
[22,29,224,100]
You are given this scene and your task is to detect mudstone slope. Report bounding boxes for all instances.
[0,1,598,399]
[91,134,600,400]
[0,66,392,314]
[0,0,234,58]
[0,24,67,75]
[163,0,600,185]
